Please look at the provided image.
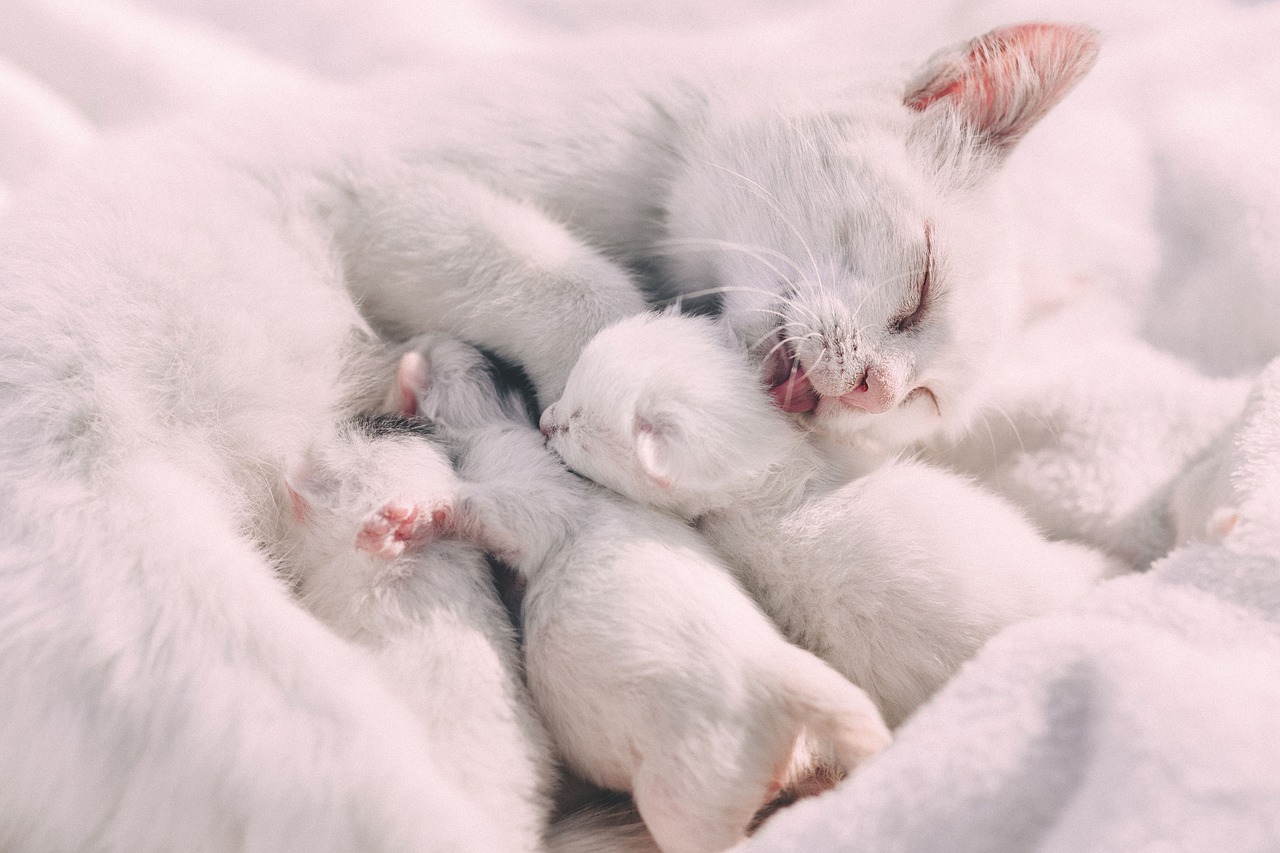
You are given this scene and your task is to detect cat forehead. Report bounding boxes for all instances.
[679,109,939,251]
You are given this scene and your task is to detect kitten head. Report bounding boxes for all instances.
[661,23,1099,454]
[541,312,797,517]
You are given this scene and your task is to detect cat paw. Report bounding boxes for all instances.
[355,500,452,559]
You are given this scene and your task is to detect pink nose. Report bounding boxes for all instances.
[538,409,562,438]
[838,370,893,414]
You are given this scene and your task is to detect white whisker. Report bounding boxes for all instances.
[697,159,826,292]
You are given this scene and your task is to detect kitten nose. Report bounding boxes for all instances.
[538,408,557,438]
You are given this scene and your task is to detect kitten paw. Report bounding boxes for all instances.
[356,500,452,559]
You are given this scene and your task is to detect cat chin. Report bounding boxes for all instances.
[806,390,944,454]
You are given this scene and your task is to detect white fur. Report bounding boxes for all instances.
[0,23,1093,845]
[1168,354,1280,557]
[652,24,1099,456]
[546,313,1118,726]
[276,419,555,853]
[0,58,650,844]
[0,145,517,850]
[405,335,891,853]
[928,295,1253,567]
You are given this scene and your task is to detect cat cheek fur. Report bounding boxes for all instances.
[659,23,1098,455]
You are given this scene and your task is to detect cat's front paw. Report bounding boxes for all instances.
[356,500,453,559]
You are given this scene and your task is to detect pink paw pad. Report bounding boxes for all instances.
[356,501,450,559]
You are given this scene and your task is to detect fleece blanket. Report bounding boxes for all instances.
[3,1,1277,850]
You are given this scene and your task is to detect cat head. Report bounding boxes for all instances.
[661,23,1099,453]
[541,311,798,518]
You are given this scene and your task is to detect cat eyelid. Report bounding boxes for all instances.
[894,222,933,333]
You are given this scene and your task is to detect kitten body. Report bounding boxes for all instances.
[544,313,1117,726]
[400,335,890,853]
[277,416,555,853]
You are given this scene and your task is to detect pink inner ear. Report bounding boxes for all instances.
[395,351,429,417]
[285,477,310,525]
[905,23,1099,148]
[634,417,672,489]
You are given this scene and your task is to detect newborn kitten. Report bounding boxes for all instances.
[274,414,554,853]
[544,313,1118,726]
[397,334,891,853]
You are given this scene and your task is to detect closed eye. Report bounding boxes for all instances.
[894,222,933,333]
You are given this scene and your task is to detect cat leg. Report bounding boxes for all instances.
[326,162,648,406]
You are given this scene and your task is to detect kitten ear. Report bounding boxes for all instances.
[905,23,1100,158]
[393,351,429,417]
[633,415,674,489]
[283,460,317,525]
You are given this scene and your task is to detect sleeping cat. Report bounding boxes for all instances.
[396,333,891,853]
[329,23,1099,448]
[544,313,1118,726]
[0,21,1092,847]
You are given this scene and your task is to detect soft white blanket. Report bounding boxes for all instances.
[4,1,1276,849]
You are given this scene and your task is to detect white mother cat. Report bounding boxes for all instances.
[544,313,1118,726]
[339,22,1099,448]
[0,22,1092,847]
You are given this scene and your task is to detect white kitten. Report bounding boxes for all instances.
[397,334,891,853]
[275,414,555,853]
[544,313,1118,726]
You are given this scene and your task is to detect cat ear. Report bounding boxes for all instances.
[633,415,673,489]
[905,23,1100,158]
[393,351,428,417]
[283,460,317,525]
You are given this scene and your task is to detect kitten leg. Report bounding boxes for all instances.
[284,427,555,853]
[354,498,452,559]
[326,162,647,406]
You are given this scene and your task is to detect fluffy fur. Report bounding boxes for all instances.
[927,296,1252,567]
[400,334,891,853]
[274,415,555,852]
[0,22,1091,846]
[545,313,1118,726]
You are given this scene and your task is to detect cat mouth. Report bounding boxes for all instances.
[765,338,819,413]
